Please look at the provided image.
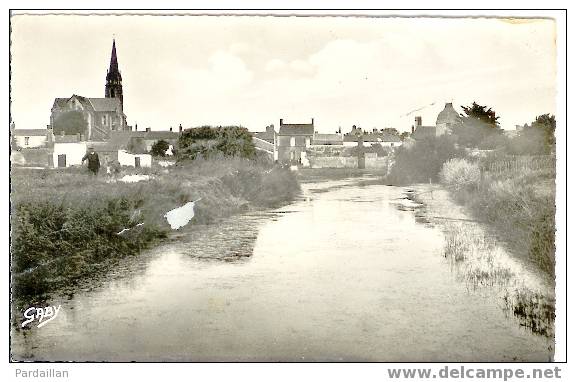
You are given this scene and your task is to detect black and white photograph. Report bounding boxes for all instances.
[4,6,569,379]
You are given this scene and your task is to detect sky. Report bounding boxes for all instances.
[10,14,556,133]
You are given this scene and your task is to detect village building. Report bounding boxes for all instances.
[343,128,402,148]
[252,124,276,144]
[276,118,315,164]
[312,133,343,146]
[411,102,463,140]
[49,40,127,140]
[12,128,51,149]
[435,102,462,135]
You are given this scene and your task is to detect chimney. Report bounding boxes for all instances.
[311,118,314,125]
[169,127,173,132]
[373,128,377,133]
[411,125,415,134]
[179,124,183,132]
[146,127,151,132]
[280,118,283,126]
[135,123,138,131]
[415,116,422,127]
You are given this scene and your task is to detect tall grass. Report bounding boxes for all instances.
[443,223,554,338]
[440,155,556,279]
[10,158,300,307]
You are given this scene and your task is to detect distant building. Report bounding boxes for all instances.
[411,102,463,140]
[252,125,276,144]
[312,133,343,146]
[276,118,315,163]
[435,102,462,135]
[12,129,50,149]
[343,127,402,148]
[49,40,128,141]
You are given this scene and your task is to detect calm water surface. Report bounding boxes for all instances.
[11,177,552,361]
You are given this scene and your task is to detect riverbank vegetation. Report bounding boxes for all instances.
[442,222,554,338]
[387,108,556,280]
[11,127,300,308]
[440,155,555,278]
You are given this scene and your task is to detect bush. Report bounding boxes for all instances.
[386,135,466,184]
[10,159,300,305]
[150,139,170,157]
[178,126,256,161]
[440,158,481,191]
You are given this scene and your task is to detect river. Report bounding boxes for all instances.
[11,176,552,361]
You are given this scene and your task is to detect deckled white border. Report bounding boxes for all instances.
[0,4,570,382]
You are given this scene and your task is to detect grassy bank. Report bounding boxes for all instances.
[11,158,300,308]
[440,155,556,279]
[408,184,555,340]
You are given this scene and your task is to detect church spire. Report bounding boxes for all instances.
[105,38,123,109]
[109,39,119,73]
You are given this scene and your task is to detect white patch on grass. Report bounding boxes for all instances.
[164,199,202,230]
[119,174,151,183]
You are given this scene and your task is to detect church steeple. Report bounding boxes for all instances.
[105,39,123,109]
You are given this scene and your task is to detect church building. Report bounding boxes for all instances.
[49,39,128,140]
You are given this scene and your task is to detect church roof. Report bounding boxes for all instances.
[88,98,122,112]
[51,96,121,112]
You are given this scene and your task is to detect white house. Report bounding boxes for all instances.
[53,142,87,168]
[13,129,50,148]
[118,150,152,168]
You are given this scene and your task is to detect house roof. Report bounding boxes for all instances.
[54,135,81,143]
[312,133,343,145]
[343,132,402,143]
[12,129,48,136]
[108,131,146,149]
[144,131,180,140]
[253,131,275,143]
[411,125,436,140]
[90,141,121,152]
[278,124,314,136]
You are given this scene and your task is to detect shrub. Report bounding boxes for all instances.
[150,139,170,157]
[386,135,466,184]
[440,158,481,191]
[178,126,256,161]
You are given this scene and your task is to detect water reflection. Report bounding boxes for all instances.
[11,177,552,362]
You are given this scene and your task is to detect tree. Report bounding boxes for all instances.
[386,135,466,184]
[507,114,556,155]
[399,131,411,141]
[150,139,170,157]
[454,101,502,148]
[460,101,500,127]
[531,114,555,148]
[177,126,256,161]
[53,111,87,136]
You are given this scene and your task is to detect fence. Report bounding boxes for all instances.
[482,155,555,174]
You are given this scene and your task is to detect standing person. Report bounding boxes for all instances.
[82,147,100,175]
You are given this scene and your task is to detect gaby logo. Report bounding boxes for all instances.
[22,305,62,328]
